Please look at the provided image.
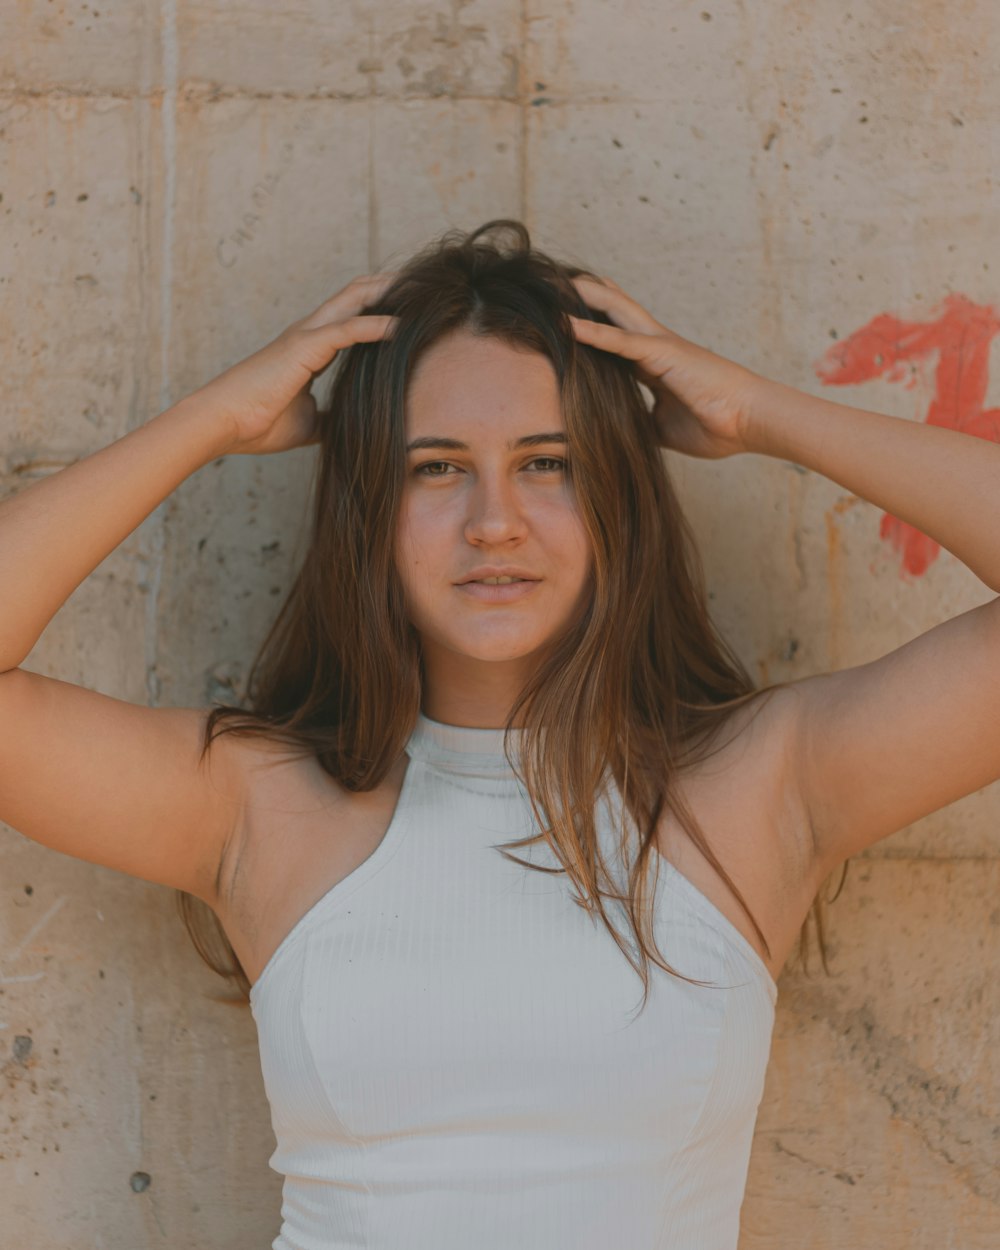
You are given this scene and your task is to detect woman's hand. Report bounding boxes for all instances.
[186,273,400,457]
[567,275,764,459]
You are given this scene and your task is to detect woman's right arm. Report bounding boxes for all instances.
[0,399,246,907]
[0,275,398,908]
[0,399,231,675]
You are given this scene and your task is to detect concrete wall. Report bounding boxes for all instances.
[2,2,998,1245]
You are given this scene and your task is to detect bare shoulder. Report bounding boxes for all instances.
[212,730,408,986]
[214,730,355,903]
[660,684,821,982]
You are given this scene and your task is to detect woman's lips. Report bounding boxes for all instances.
[455,579,541,603]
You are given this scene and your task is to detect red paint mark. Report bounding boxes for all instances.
[813,293,1000,578]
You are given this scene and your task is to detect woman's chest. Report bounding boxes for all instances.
[220,705,816,994]
[247,793,778,1166]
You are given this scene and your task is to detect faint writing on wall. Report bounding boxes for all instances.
[216,172,282,268]
[216,111,323,269]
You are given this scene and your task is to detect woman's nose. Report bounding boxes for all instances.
[463,472,528,543]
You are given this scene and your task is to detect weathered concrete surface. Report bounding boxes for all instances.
[179,0,521,100]
[2,850,276,1244]
[747,857,999,1248]
[1,1,998,1246]
[0,1,162,96]
[0,91,163,459]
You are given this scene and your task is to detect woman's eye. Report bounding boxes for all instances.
[414,457,568,477]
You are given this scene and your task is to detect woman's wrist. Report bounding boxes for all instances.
[738,375,823,462]
[150,391,241,463]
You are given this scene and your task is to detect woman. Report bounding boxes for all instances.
[2,219,997,1247]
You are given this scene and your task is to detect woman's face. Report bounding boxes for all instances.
[394,327,594,726]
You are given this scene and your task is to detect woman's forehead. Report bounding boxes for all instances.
[406,332,562,435]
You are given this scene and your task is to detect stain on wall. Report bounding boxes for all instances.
[813,293,1000,578]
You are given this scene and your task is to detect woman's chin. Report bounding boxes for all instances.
[436,629,550,664]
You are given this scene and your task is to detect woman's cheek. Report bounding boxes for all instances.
[535,496,590,562]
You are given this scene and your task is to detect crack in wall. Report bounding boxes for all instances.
[786,985,999,1205]
[0,85,643,106]
[140,0,178,709]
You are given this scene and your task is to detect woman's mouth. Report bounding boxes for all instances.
[455,578,541,603]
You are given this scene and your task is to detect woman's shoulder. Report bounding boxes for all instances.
[664,684,819,980]
[213,736,410,985]
[681,684,799,782]
[224,732,408,860]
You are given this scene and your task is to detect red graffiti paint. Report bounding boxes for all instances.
[812,293,1000,578]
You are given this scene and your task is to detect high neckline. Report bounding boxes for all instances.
[405,711,527,782]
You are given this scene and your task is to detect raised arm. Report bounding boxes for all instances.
[0,276,399,905]
[740,376,1000,876]
[566,272,1000,882]
[0,401,229,677]
[0,399,244,903]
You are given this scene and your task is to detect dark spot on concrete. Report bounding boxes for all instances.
[24,884,33,895]
[780,637,800,662]
[12,1036,33,1064]
[76,193,88,202]
[129,1171,152,1192]
[530,96,551,107]
[45,191,56,207]
[612,138,623,148]
[701,10,712,18]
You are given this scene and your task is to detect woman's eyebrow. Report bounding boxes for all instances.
[406,432,567,452]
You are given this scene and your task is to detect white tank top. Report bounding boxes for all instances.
[249,711,778,1250]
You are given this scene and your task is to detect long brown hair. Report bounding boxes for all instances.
[178,219,845,1011]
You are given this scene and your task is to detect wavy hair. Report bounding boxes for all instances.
[178,219,845,1011]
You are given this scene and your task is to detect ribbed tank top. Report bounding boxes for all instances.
[249,711,778,1250]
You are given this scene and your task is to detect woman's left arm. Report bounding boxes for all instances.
[743,378,1000,594]
[566,274,1000,881]
[741,378,1000,877]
